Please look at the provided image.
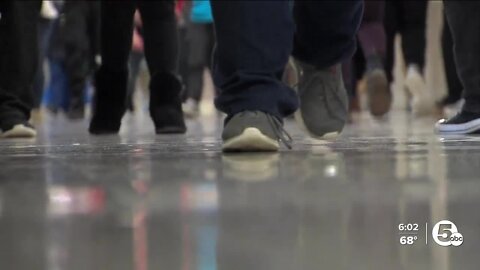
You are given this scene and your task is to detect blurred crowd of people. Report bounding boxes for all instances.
[0,1,476,151]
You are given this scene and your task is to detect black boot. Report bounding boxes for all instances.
[89,67,128,134]
[149,72,186,134]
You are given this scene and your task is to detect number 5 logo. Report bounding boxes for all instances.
[432,220,463,247]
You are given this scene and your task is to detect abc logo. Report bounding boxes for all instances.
[432,220,464,247]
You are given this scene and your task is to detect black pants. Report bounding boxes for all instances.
[444,1,480,113]
[441,13,462,106]
[0,1,41,127]
[63,1,100,112]
[384,1,427,82]
[211,1,363,119]
[100,1,177,76]
[185,23,215,102]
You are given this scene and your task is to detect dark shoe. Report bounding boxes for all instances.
[89,67,128,135]
[289,58,348,140]
[222,111,292,152]
[149,72,186,134]
[435,110,480,134]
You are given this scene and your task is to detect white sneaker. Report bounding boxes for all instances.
[182,99,200,118]
[1,123,37,138]
[405,65,432,116]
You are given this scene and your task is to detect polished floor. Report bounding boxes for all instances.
[0,111,479,270]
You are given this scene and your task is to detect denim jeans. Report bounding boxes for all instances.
[210,1,363,119]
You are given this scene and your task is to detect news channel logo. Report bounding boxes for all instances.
[432,220,463,247]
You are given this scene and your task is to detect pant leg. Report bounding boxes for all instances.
[441,13,462,105]
[400,0,427,69]
[292,0,363,69]
[444,1,480,113]
[186,23,210,102]
[384,1,399,83]
[99,1,135,71]
[63,2,90,112]
[210,1,298,119]
[137,0,178,75]
[0,1,41,126]
[357,0,386,60]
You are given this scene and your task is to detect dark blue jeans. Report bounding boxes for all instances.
[211,1,363,119]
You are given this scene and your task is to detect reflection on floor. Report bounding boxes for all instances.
[0,111,479,270]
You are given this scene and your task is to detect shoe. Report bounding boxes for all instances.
[149,72,186,134]
[222,111,292,152]
[365,69,391,117]
[182,98,200,118]
[289,58,348,139]
[405,65,432,116]
[435,110,480,134]
[89,68,128,135]
[0,122,37,138]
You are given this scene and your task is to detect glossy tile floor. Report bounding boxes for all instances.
[0,111,479,270]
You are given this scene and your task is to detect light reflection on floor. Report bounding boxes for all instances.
[0,111,479,270]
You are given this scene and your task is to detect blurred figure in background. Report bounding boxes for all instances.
[62,0,100,119]
[89,1,186,135]
[126,10,145,113]
[0,1,41,138]
[32,0,59,119]
[182,0,215,118]
[43,1,70,114]
[344,0,391,118]
[384,1,431,116]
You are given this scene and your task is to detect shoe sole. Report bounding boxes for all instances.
[405,72,431,116]
[294,110,340,141]
[435,118,480,134]
[223,127,279,152]
[366,70,391,117]
[1,124,37,138]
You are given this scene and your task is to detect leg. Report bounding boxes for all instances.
[400,0,427,69]
[383,1,399,83]
[359,0,391,116]
[440,13,462,105]
[292,1,363,69]
[186,23,210,103]
[291,1,363,138]
[401,0,431,116]
[89,0,135,134]
[436,1,480,134]
[63,2,89,119]
[0,1,41,136]
[138,0,186,134]
[211,1,297,119]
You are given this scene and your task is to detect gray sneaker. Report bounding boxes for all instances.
[222,111,292,152]
[288,58,348,140]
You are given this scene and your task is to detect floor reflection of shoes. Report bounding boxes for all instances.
[222,153,280,182]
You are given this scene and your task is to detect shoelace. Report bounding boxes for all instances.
[266,114,293,149]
